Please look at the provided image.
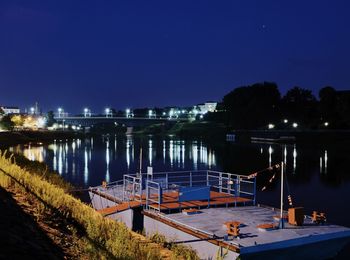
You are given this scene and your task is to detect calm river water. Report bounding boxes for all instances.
[10,134,350,257]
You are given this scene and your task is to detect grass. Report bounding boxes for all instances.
[0,150,166,259]
[149,233,199,260]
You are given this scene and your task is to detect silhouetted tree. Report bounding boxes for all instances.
[336,91,350,128]
[0,115,14,130]
[319,86,339,127]
[223,82,281,129]
[46,111,56,127]
[281,87,318,128]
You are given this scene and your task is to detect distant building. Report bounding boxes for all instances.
[0,106,20,115]
[196,102,217,114]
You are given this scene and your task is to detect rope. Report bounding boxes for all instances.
[247,164,280,179]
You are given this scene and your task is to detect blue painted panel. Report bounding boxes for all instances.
[178,186,210,202]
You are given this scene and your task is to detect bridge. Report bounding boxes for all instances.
[54,116,188,127]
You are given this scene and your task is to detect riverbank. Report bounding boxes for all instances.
[0,130,85,148]
[0,151,177,259]
[133,121,227,140]
[233,129,350,146]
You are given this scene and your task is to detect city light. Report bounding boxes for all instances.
[268,124,275,129]
[126,108,130,118]
[58,107,63,118]
[105,108,112,117]
[169,109,174,118]
[84,108,91,117]
[284,119,288,123]
[30,107,35,115]
[148,109,153,118]
[324,122,329,127]
[293,122,298,128]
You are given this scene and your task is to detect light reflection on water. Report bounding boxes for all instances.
[11,136,218,187]
[10,137,335,192]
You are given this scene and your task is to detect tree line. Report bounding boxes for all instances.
[207,82,350,130]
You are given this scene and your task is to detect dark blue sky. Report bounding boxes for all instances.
[1,0,349,113]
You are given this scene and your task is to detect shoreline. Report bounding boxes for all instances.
[0,130,86,149]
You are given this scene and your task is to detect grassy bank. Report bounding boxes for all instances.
[0,151,168,259]
[0,151,199,259]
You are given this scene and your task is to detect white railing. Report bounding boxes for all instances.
[90,170,257,209]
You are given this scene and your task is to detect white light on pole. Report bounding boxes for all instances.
[148,110,152,118]
[268,124,275,129]
[292,122,298,128]
[283,119,288,123]
[58,108,63,118]
[105,108,111,117]
[324,122,329,127]
[126,108,130,118]
[30,107,35,115]
[84,108,91,117]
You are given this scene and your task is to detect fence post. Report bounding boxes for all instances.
[253,177,257,205]
[166,172,168,189]
[122,175,125,201]
[146,180,149,209]
[158,184,163,211]
[219,172,222,193]
[235,177,239,197]
[206,171,209,186]
[190,172,192,187]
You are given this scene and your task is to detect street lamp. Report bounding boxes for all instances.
[58,107,63,118]
[324,122,329,127]
[148,110,153,118]
[105,108,111,117]
[84,108,91,117]
[126,108,130,118]
[292,122,298,128]
[30,107,35,115]
[283,119,288,123]
[268,124,275,129]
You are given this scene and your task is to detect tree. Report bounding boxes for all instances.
[0,115,14,130]
[281,87,318,127]
[11,115,24,127]
[319,86,338,127]
[223,82,281,129]
[46,111,56,127]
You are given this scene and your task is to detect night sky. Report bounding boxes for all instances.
[1,1,349,114]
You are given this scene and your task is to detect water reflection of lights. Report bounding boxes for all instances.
[22,146,45,163]
[169,140,174,167]
[58,145,63,174]
[293,146,297,173]
[105,140,110,182]
[126,136,133,169]
[268,146,273,167]
[182,143,185,167]
[72,141,76,154]
[52,144,57,171]
[84,147,89,184]
[192,142,198,170]
[148,139,153,166]
[320,150,328,173]
[283,146,287,165]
